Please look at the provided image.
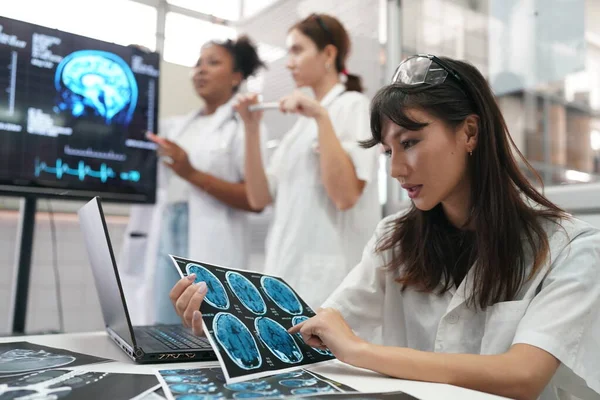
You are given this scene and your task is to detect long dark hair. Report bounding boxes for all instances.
[362,57,567,309]
[290,14,362,92]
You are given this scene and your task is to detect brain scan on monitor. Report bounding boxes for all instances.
[213,313,262,370]
[54,50,138,125]
[225,271,267,315]
[255,317,303,364]
[186,263,230,310]
[260,277,302,315]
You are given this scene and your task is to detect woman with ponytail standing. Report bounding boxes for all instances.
[231,14,382,309]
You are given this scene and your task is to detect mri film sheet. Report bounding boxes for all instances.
[170,255,336,383]
[0,342,110,383]
[156,366,356,400]
[0,369,159,400]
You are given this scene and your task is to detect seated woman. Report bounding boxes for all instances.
[170,55,600,400]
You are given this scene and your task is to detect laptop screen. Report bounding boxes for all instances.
[78,197,136,347]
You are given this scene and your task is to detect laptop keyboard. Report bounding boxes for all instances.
[146,327,212,350]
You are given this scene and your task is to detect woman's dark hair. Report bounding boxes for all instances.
[290,14,363,93]
[210,35,266,91]
[363,57,567,309]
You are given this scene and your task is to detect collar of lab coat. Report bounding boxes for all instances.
[320,83,346,108]
[170,97,238,141]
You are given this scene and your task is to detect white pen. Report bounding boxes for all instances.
[248,102,279,112]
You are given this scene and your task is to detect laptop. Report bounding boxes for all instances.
[78,196,216,364]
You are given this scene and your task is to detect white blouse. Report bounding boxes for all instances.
[323,212,600,400]
[263,83,382,309]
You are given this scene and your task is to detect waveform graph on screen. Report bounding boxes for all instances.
[54,50,139,126]
[34,158,141,183]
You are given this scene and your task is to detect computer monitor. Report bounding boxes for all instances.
[0,16,160,203]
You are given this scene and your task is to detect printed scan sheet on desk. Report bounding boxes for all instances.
[170,255,336,383]
[156,366,357,399]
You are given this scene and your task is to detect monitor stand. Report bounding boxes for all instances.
[9,197,37,334]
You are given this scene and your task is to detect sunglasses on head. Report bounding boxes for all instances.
[392,54,463,86]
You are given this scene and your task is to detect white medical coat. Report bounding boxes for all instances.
[264,84,382,309]
[119,99,265,324]
[323,212,600,400]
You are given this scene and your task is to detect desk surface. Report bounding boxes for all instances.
[0,331,510,400]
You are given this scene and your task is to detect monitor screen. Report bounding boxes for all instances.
[0,16,159,203]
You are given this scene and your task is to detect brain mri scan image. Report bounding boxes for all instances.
[163,374,210,384]
[291,385,337,395]
[279,378,318,388]
[274,371,303,379]
[0,369,162,400]
[187,263,230,310]
[260,277,302,315]
[54,50,138,125]
[224,380,271,391]
[213,313,262,370]
[0,349,75,374]
[226,272,267,315]
[169,382,220,394]
[232,390,283,398]
[291,316,334,356]
[255,317,303,364]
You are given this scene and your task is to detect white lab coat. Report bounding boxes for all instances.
[264,83,382,309]
[120,99,265,325]
[323,212,600,400]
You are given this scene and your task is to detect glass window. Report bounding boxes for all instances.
[242,0,279,18]
[166,0,241,21]
[163,12,237,67]
[0,0,157,50]
[395,0,598,186]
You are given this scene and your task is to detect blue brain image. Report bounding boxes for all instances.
[213,313,262,370]
[291,316,334,356]
[164,375,209,384]
[224,380,271,391]
[255,317,303,364]
[176,395,225,400]
[186,264,230,310]
[279,378,318,388]
[232,390,283,399]
[160,369,181,375]
[169,382,219,394]
[226,272,266,315]
[274,371,303,379]
[54,50,138,125]
[291,386,336,395]
[260,277,302,315]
